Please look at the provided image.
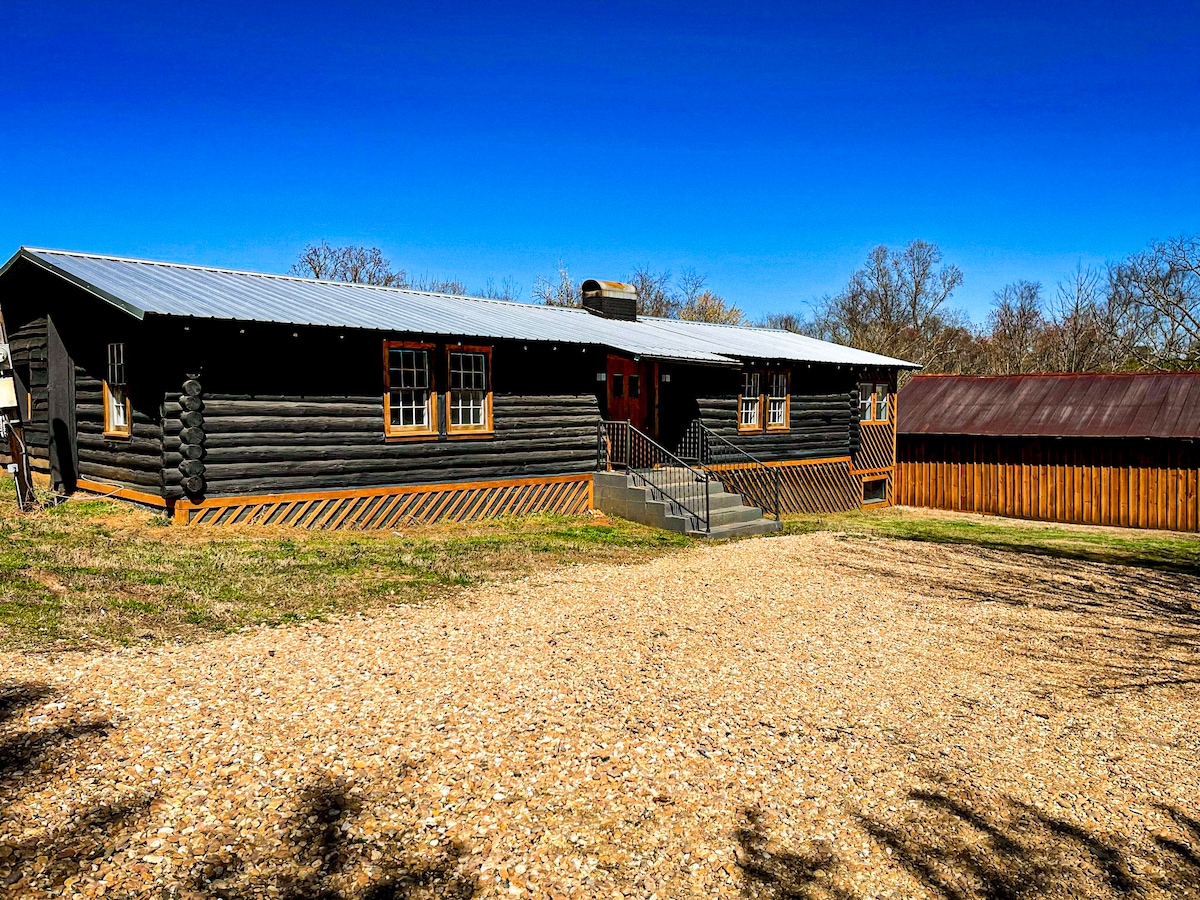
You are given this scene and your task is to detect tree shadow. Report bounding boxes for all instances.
[735,777,1200,899]
[734,808,857,899]
[831,541,1200,696]
[192,774,479,899]
[0,680,156,892]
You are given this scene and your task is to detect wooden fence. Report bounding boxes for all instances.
[896,435,1200,532]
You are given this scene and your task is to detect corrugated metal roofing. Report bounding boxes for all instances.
[898,373,1200,439]
[6,248,917,369]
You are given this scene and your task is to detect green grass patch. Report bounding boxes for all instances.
[784,508,1200,572]
[0,479,690,651]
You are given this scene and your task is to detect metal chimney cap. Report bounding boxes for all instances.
[581,279,637,301]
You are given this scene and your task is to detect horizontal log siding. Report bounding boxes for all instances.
[7,316,49,469]
[173,392,601,497]
[698,391,857,462]
[896,434,1200,532]
[73,368,166,491]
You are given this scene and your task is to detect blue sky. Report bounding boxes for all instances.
[2,1,1198,323]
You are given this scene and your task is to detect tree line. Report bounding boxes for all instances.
[790,236,1200,374]
[291,236,1200,372]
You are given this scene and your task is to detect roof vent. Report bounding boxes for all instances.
[581,279,637,321]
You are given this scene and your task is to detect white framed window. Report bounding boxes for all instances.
[874,383,889,422]
[103,342,131,439]
[384,341,436,438]
[448,346,492,435]
[859,382,875,422]
[739,371,761,431]
[767,370,790,430]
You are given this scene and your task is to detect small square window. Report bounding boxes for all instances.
[863,478,887,504]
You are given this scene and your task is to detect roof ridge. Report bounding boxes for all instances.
[22,246,558,311]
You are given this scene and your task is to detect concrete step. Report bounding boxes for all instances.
[693,518,783,540]
[708,504,768,526]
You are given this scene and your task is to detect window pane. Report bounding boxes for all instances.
[741,372,761,427]
[107,342,126,386]
[628,374,639,398]
[449,350,489,429]
[859,383,874,421]
[768,397,787,426]
[612,373,624,397]
[450,352,487,390]
[108,384,128,428]
[875,383,889,421]
[387,347,430,429]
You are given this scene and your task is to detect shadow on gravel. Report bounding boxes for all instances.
[0,680,151,892]
[834,544,1200,696]
[0,681,477,899]
[188,774,479,899]
[736,779,1200,900]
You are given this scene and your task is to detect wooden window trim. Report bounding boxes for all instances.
[446,344,494,438]
[765,369,791,432]
[383,340,438,441]
[102,380,132,440]
[737,370,764,434]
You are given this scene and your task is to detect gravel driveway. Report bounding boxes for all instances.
[2,532,1198,899]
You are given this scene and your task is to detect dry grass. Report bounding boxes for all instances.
[0,481,689,650]
[2,505,1199,899]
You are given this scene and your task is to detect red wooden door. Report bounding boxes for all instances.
[606,354,655,436]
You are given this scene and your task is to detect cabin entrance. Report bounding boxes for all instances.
[605,354,655,437]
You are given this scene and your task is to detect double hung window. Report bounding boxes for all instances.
[103,342,131,439]
[448,348,491,434]
[739,372,761,431]
[767,371,789,430]
[383,341,493,440]
[739,369,790,432]
[385,343,436,437]
[859,382,890,423]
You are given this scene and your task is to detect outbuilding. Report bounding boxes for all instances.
[0,248,915,531]
[896,373,1200,532]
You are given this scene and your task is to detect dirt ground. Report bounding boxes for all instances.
[1,530,1198,899]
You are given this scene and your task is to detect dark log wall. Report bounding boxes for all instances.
[1,259,166,495]
[74,368,165,491]
[6,315,48,469]
[154,319,603,498]
[659,363,895,463]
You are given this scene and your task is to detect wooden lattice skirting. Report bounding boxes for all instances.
[708,457,878,514]
[171,474,593,528]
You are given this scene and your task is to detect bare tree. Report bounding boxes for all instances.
[478,276,522,302]
[807,240,969,372]
[758,312,806,333]
[291,243,405,286]
[1107,236,1200,369]
[629,267,679,317]
[679,289,746,324]
[985,281,1045,373]
[1040,266,1111,372]
[532,260,580,307]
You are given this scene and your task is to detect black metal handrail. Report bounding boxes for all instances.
[678,420,781,521]
[597,420,711,533]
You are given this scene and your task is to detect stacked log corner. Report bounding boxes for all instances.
[167,378,206,498]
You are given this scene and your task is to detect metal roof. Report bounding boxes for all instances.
[898,373,1200,439]
[5,248,917,369]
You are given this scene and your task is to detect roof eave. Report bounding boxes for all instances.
[9,248,147,320]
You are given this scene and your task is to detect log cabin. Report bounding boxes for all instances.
[0,248,916,532]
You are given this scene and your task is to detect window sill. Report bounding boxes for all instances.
[384,431,439,443]
[103,431,131,441]
[446,431,495,441]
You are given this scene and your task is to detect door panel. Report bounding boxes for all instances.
[606,354,655,436]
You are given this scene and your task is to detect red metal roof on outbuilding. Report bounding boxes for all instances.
[897,373,1200,438]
